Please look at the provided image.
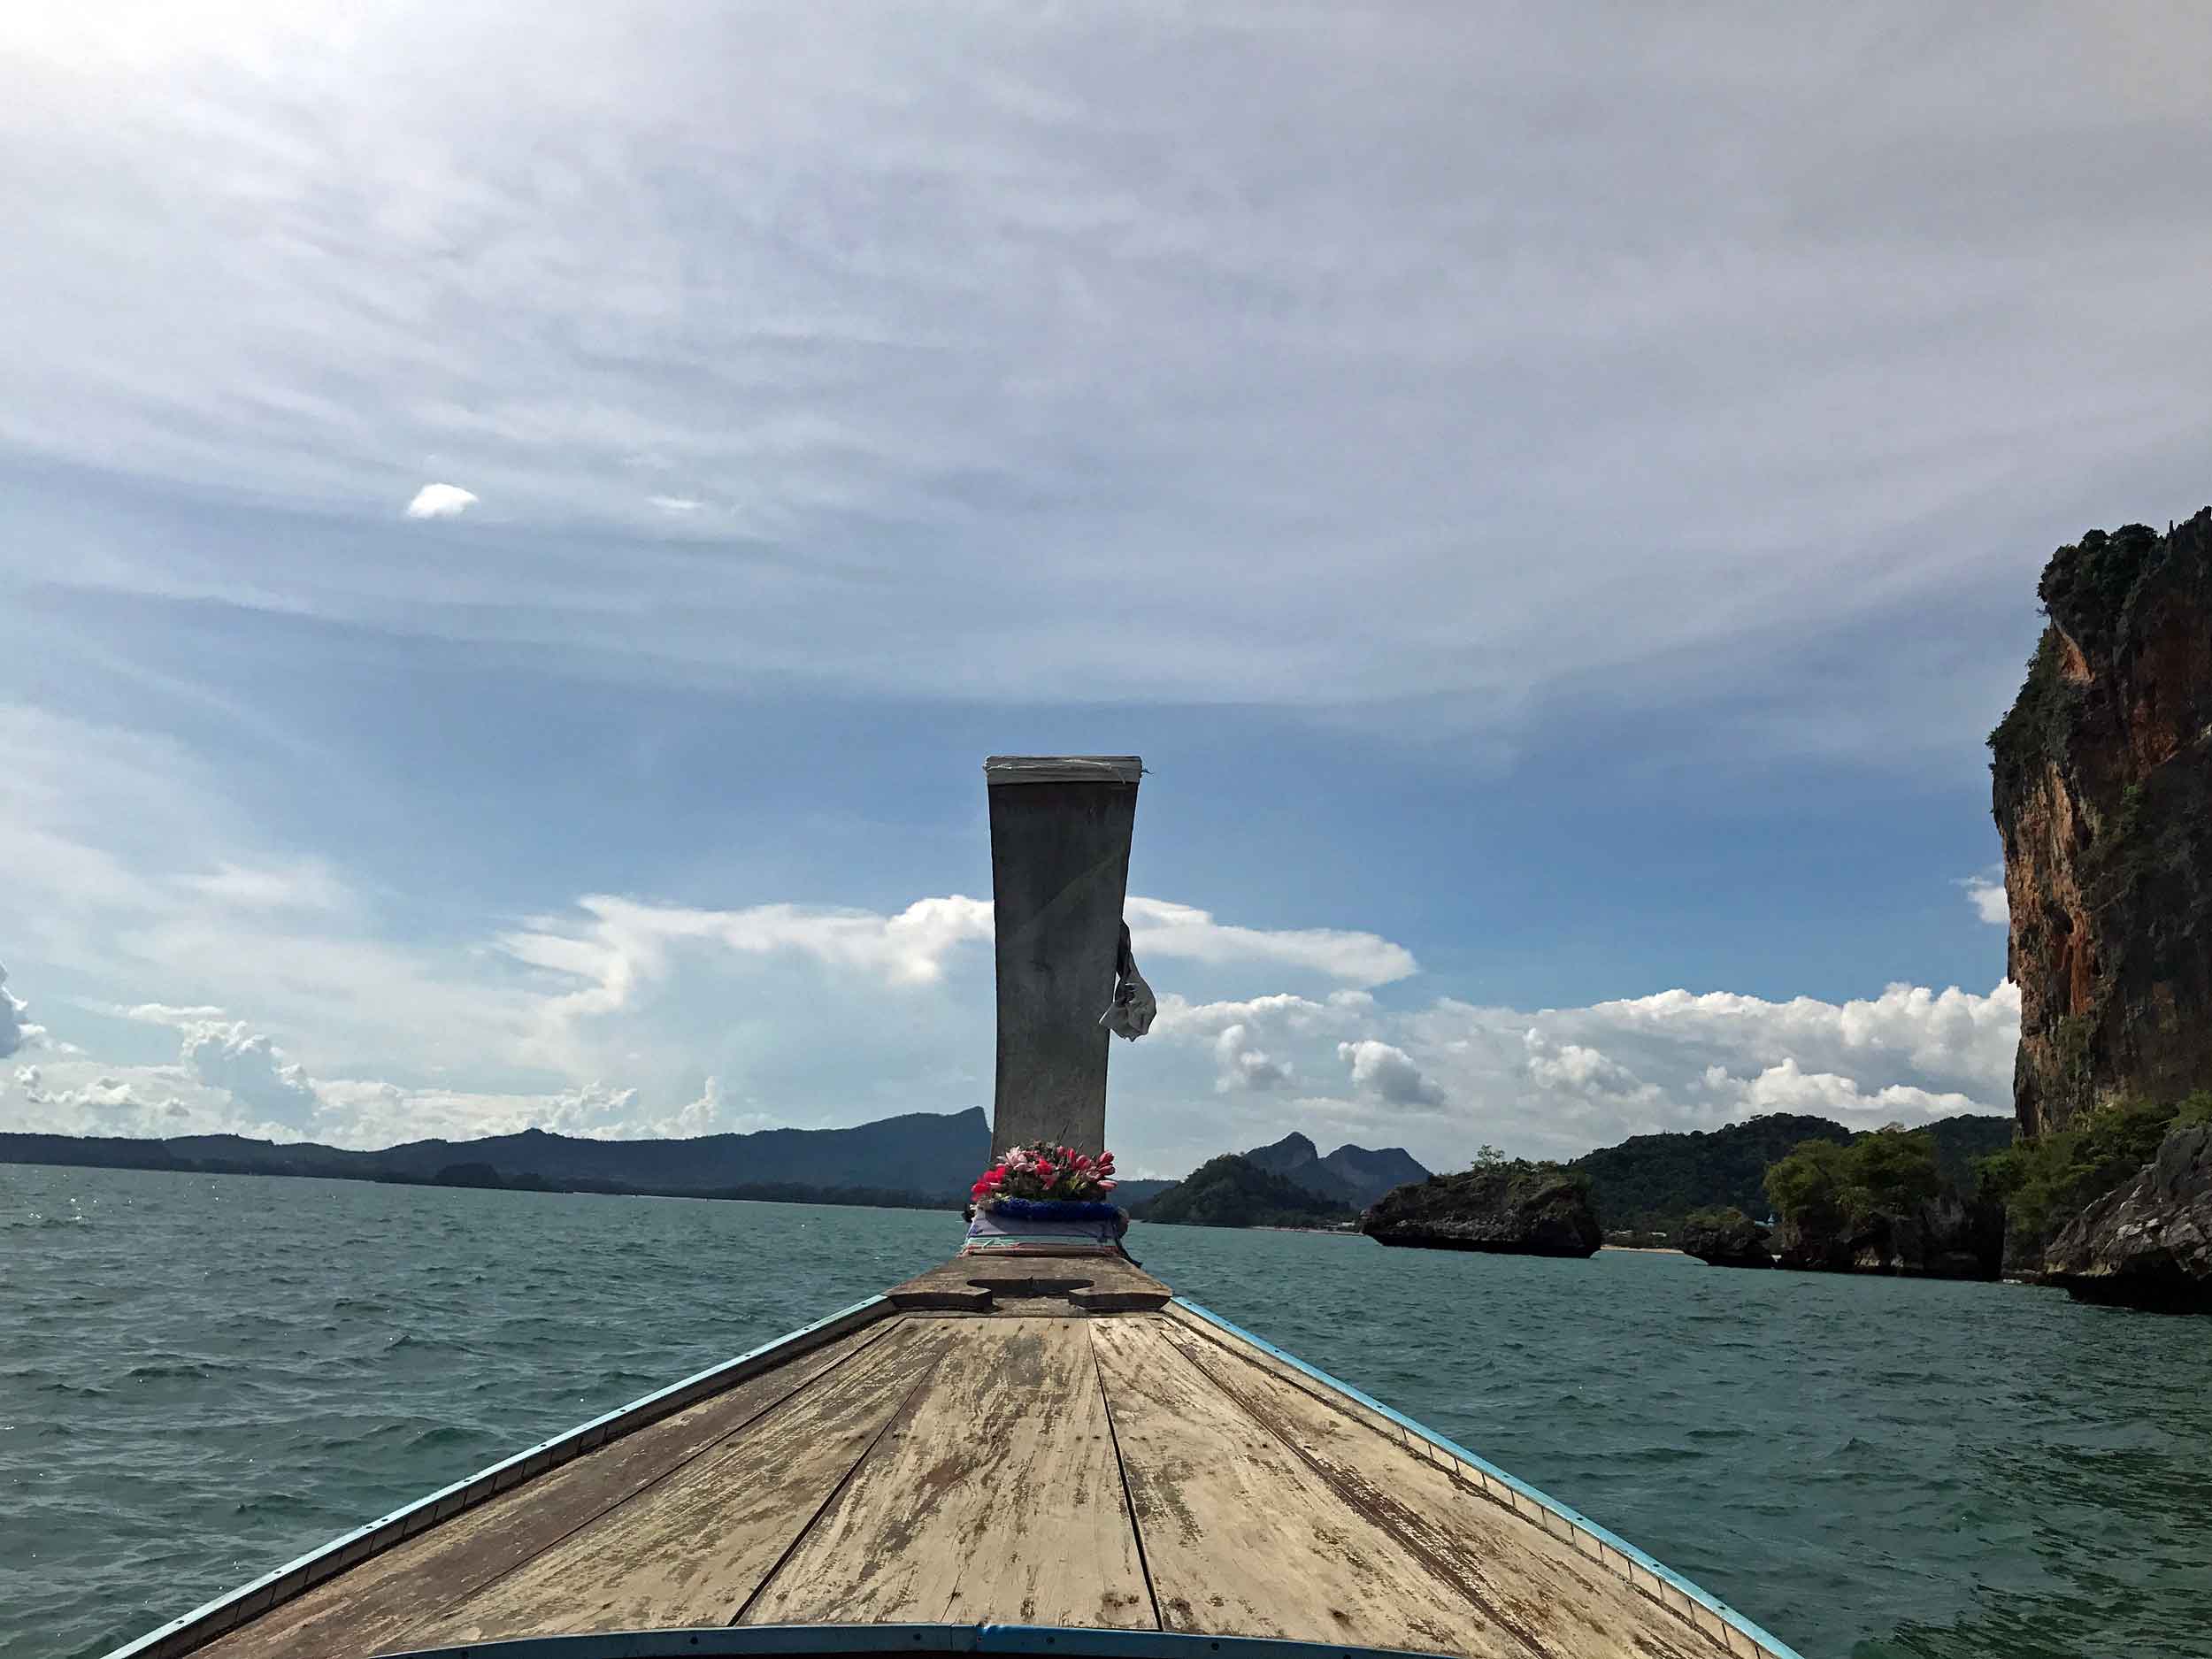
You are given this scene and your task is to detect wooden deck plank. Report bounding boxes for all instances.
[1089,1317,1534,1658]
[1152,1317,1726,1659]
[741,1316,1154,1631]
[388,1317,956,1647]
[195,1316,901,1659]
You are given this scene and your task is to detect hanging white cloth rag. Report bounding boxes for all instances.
[1102,921,1156,1041]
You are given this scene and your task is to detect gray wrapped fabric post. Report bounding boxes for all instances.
[986,756,1141,1158]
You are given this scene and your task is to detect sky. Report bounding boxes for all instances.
[4,2,2210,1177]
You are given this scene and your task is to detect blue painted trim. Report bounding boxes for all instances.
[1168,1296,1805,1659]
[101,1297,895,1659]
[380,1624,1451,1659]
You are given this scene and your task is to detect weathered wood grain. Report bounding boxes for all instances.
[1152,1317,1727,1659]
[194,1317,901,1659]
[387,1317,955,1646]
[1091,1316,1556,1659]
[740,1316,1154,1631]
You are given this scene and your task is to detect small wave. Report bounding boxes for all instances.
[231,1491,317,1518]
[127,1362,214,1381]
[408,1425,480,1452]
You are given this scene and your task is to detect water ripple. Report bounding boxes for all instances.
[3,1166,2208,1659]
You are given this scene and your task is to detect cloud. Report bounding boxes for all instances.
[1212,1025,1293,1093]
[1137,974,2017,1168]
[403,484,478,520]
[649,495,703,514]
[1126,899,1416,987]
[1337,1039,1448,1109]
[180,861,353,913]
[0,961,44,1057]
[22,1,2203,757]
[500,894,1421,1061]
[1958,872,2009,926]
[178,1020,320,1119]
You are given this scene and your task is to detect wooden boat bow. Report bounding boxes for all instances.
[101,761,1803,1659]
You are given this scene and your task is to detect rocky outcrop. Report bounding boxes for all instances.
[1360,1164,1601,1257]
[1774,1196,2004,1280]
[1677,1208,1774,1268]
[2041,1125,2212,1311]
[1991,511,2212,1139]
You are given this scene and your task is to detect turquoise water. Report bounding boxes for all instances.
[3,1167,2206,1659]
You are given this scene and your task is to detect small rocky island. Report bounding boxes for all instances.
[1678,1207,1774,1268]
[1360,1159,1601,1257]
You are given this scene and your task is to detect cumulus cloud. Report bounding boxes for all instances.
[403,483,478,520]
[1958,872,2009,926]
[1338,1039,1448,1109]
[0,961,44,1057]
[7,1064,206,1138]
[502,894,1422,1056]
[1138,975,2018,1168]
[1212,1025,1294,1093]
[179,1020,320,1119]
[1521,1032,1655,1102]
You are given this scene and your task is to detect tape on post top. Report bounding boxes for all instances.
[982,756,1143,785]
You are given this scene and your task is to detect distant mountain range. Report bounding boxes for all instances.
[0,1108,995,1204]
[1240,1133,1432,1208]
[0,1109,2015,1231]
[1131,1154,1355,1228]
[1133,1133,1433,1226]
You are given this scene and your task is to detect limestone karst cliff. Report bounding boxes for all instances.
[1990,509,2212,1139]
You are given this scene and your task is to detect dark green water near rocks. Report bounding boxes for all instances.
[4,1165,2206,1659]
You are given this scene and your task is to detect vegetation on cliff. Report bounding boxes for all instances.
[1677,1207,1774,1268]
[1360,1156,1600,1256]
[1765,1127,2002,1278]
[2040,1123,2212,1311]
[1569,1111,2008,1234]
[1129,1154,1354,1228]
[1570,1113,1847,1232]
[1976,1091,2212,1260]
[1989,509,2212,1139]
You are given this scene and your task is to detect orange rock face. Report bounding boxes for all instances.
[1991,510,2212,1140]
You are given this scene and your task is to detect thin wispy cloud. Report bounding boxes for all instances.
[2,2,2148,1165]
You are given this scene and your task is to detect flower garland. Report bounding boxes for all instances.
[971,1141,1118,1210]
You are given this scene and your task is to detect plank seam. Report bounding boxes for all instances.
[1165,1299,1801,1659]
[1088,1324,1165,1634]
[381,1317,913,1646]
[726,1348,948,1627]
[1152,1321,1558,1659]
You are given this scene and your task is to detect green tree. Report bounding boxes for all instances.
[1973,1093,2210,1251]
[1764,1139,1853,1232]
[1849,1128,1940,1216]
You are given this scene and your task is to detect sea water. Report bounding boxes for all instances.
[3,1165,2207,1659]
